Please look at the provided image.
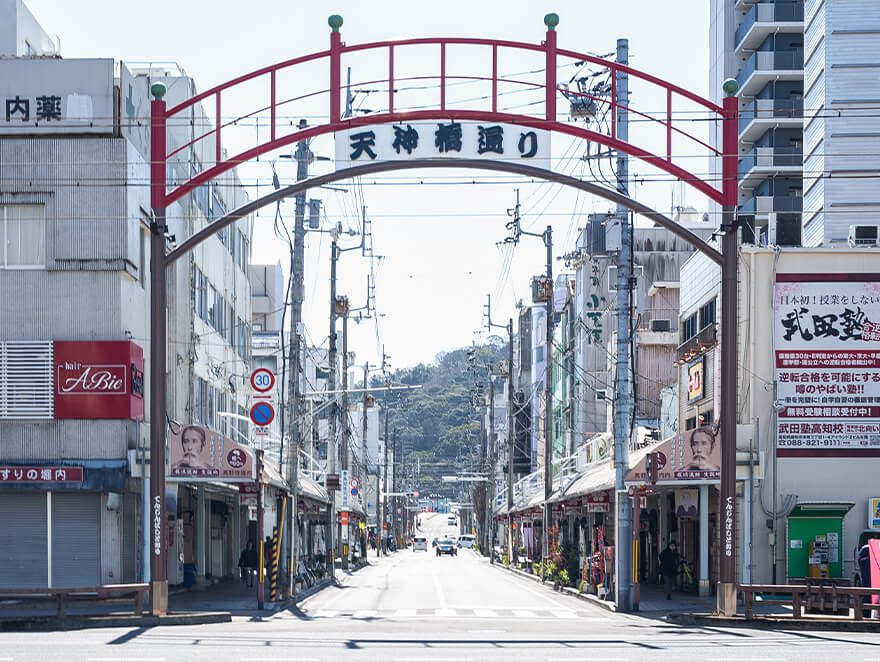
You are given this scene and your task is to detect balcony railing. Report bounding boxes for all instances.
[636,308,680,333]
[739,195,803,215]
[739,97,803,134]
[737,49,804,90]
[736,2,805,49]
[677,324,717,362]
[739,145,802,176]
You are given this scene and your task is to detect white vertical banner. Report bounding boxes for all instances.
[341,469,349,507]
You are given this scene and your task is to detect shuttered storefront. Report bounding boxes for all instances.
[51,492,100,587]
[0,493,48,588]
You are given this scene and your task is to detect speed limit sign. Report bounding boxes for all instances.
[250,368,275,393]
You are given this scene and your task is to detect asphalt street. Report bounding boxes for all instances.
[2,513,880,661]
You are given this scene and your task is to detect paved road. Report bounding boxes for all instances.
[3,512,880,660]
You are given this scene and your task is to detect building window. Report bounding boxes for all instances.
[699,299,716,330]
[682,312,698,343]
[1,205,45,268]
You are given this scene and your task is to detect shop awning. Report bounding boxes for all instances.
[789,501,855,519]
[298,475,330,504]
[555,461,615,501]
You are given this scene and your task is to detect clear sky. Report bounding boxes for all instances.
[25,0,712,371]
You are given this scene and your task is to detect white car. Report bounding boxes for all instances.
[412,536,428,552]
[457,534,475,549]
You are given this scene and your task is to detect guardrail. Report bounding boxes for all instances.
[0,583,149,619]
[740,583,880,621]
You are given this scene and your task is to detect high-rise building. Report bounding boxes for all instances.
[712,1,880,246]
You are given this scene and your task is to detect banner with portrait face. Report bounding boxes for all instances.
[168,424,255,481]
[625,426,721,485]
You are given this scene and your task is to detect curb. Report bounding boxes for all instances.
[0,610,231,632]
[491,561,618,612]
[667,612,880,632]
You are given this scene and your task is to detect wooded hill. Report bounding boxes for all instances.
[365,338,508,501]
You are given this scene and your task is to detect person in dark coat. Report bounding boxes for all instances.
[659,541,680,600]
[238,540,258,587]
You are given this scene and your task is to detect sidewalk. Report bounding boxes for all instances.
[489,557,790,619]
[0,561,368,630]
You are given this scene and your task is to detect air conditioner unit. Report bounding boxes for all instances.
[848,224,880,247]
[767,212,801,247]
[650,319,672,332]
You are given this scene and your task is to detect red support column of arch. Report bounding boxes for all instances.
[544,27,556,122]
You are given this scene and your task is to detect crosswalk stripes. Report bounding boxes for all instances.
[512,609,536,618]
[305,607,609,621]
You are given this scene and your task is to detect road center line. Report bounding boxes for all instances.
[433,574,447,609]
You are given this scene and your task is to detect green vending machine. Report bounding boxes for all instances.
[786,502,854,581]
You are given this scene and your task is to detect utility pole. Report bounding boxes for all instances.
[486,295,514,566]
[486,367,495,563]
[542,224,553,582]
[286,118,310,598]
[328,238,338,575]
[612,38,634,612]
[499,193,552,580]
[339,296,350,570]
[382,404,389,555]
[394,427,400,547]
[362,362,370,547]
[507,318,514,566]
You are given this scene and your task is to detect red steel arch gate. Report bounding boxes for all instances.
[147,14,739,615]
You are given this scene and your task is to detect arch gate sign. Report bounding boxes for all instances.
[148,14,739,615]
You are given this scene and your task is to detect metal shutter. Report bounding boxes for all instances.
[51,493,100,588]
[0,493,48,588]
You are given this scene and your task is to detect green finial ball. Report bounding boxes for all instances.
[328,15,343,31]
[544,13,559,30]
[150,81,166,101]
[722,78,739,97]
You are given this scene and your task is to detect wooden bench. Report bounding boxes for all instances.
[740,583,880,621]
[0,583,150,619]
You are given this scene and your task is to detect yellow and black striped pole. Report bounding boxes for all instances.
[270,497,287,601]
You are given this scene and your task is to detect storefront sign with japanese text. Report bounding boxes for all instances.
[0,59,115,135]
[335,121,550,170]
[168,424,255,481]
[0,466,83,483]
[774,276,880,454]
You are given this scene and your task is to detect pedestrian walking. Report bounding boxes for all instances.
[659,541,679,600]
[238,540,258,588]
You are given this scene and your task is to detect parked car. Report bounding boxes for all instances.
[436,538,457,556]
[457,534,475,549]
[412,536,428,552]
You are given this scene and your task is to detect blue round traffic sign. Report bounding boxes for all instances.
[250,402,275,426]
